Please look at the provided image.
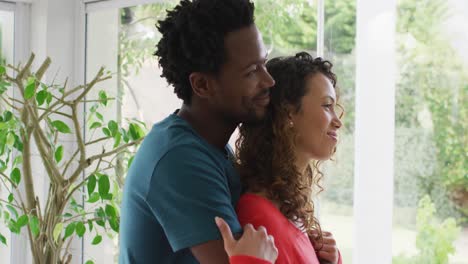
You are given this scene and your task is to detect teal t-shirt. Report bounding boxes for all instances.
[119,113,242,263]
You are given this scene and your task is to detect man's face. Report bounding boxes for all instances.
[211,25,275,124]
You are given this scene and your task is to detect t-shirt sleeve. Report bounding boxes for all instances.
[147,145,242,252]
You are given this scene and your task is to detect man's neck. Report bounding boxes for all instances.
[177,104,237,152]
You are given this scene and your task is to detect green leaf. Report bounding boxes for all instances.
[95,112,104,122]
[128,155,135,169]
[88,221,93,232]
[16,215,28,228]
[95,208,106,227]
[10,168,21,185]
[85,260,94,264]
[0,65,5,75]
[51,120,72,134]
[98,90,108,106]
[29,216,40,238]
[63,222,76,240]
[101,193,113,200]
[91,235,102,245]
[13,134,23,152]
[87,192,100,203]
[113,132,121,148]
[108,121,118,136]
[36,90,48,106]
[8,193,13,203]
[8,219,20,233]
[46,92,53,105]
[3,211,10,223]
[0,232,6,245]
[102,127,111,137]
[109,218,119,232]
[5,132,15,147]
[128,124,139,140]
[129,123,145,140]
[3,111,12,122]
[13,155,23,167]
[87,175,97,196]
[54,145,63,163]
[53,222,63,242]
[89,122,101,129]
[98,175,110,198]
[75,222,86,237]
[121,128,129,143]
[5,205,17,219]
[24,78,36,100]
[105,204,117,219]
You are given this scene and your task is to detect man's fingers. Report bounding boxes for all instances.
[317,250,335,261]
[215,217,235,249]
[319,237,337,246]
[316,244,336,253]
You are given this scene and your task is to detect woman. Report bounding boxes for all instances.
[233,52,343,264]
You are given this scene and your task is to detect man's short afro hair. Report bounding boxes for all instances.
[154,0,255,104]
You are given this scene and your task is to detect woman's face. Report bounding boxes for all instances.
[290,73,342,162]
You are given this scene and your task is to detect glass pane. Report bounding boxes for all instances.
[393,0,467,263]
[85,2,178,263]
[0,9,14,263]
[254,0,317,57]
[320,0,356,263]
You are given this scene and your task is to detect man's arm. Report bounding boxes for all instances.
[191,240,230,264]
[190,231,244,263]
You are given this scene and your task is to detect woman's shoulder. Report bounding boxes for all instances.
[236,193,286,228]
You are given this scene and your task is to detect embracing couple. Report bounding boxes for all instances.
[119,0,343,263]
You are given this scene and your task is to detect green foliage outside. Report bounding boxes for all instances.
[393,195,460,264]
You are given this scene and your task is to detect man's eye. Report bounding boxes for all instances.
[246,67,258,76]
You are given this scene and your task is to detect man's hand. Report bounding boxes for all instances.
[310,230,339,264]
[215,217,278,263]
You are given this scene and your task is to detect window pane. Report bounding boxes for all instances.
[393,0,467,263]
[321,0,356,263]
[0,9,14,263]
[254,0,317,57]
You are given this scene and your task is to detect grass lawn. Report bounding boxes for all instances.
[320,203,467,264]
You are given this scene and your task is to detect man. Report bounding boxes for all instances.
[119,0,276,263]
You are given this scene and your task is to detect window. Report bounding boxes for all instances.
[392,0,467,263]
[0,3,18,263]
[321,0,356,262]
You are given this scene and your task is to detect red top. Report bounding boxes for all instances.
[236,193,342,264]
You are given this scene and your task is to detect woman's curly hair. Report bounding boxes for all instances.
[154,0,255,105]
[236,52,338,238]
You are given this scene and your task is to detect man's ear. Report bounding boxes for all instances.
[189,72,215,99]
